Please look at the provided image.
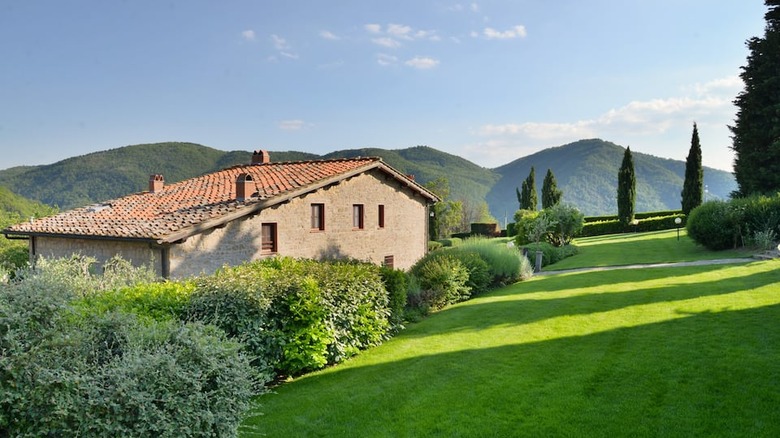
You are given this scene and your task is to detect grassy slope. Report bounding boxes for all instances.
[242,234,780,437]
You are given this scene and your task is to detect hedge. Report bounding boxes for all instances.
[581,214,686,237]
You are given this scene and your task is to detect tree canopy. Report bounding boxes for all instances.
[730,0,780,196]
[518,167,538,211]
[541,168,563,209]
[681,123,703,215]
[617,147,636,226]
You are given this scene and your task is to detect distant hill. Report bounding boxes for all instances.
[0,185,58,229]
[0,139,736,218]
[488,139,736,217]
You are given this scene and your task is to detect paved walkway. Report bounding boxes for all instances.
[536,258,756,276]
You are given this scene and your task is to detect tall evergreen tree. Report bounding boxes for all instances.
[617,147,636,226]
[541,168,563,209]
[525,167,538,211]
[681,122,704,215]
[730,0,780,196]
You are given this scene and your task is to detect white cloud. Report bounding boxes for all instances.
[320,30,340,41]
[377,53,398,66]
[372,37,401,48]
[270,34,289,50]
[405,56,439,69]
[241,30,256,41]
[471,2,480,12]
[388,23,413,39]
[278,120,306,131]
[365,23,382,34]
[481,25,527,40]
[470,77,740,170]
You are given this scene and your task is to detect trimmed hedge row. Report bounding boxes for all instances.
[584,210,683,223]
[581,214,686,237]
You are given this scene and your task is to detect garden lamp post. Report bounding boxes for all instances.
[675,217,682,241]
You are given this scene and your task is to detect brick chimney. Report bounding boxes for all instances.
[236,173,254,201]
[252,150,270,165]
[149,174,164,193]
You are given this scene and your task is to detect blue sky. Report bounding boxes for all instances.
[0,1,767,171]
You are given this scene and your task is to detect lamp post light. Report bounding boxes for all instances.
[675,217,682,241]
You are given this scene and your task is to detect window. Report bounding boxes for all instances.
[311,203,325,231]
[261,223,277,253]
[378,204,385,229]
[383,255,394,268]
[353,204,364,229]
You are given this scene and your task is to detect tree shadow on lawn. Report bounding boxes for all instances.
[399,262,780,340]
[251,302,780,437]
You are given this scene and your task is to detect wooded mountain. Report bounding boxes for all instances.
[0,139,735,218]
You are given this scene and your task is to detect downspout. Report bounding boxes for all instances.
[160,247,170,279]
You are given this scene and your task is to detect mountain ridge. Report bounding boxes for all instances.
[0,140,735,217]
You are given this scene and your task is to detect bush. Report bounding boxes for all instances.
[686,201,744,250]
[513,210,540,245]
[410,255,470,310]
[0,267,255,437]
[525,242,579,267]
[187,257,390,377]
[438,237,463,247]
[454,238,524,286]
[73,281,196,323]
[379,266,408,330]
[581,214,687,237]
[542,204,585,246]
[428,241,443,251]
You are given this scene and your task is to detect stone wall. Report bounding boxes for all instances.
[168,169,430,277]
[33,236,163,275]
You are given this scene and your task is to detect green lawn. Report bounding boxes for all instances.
[546,229,754,271]
[241,235,780,437]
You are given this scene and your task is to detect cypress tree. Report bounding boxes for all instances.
[525,167,538,211]
[681,122,704,215]
[617,147,636,226]
[541,168,563,209]
[730,0,780,196]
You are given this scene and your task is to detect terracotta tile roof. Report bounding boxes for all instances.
[4,157,437,242]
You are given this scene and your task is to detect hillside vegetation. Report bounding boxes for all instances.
[0,140,735,216]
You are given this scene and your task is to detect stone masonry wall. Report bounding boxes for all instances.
[169,170,430,278]
[33,236,163,275]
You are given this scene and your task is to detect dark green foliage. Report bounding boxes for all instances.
[617,147,637,226]
[581,214,686,237]
[379,267,409,330]
[73,281,195,322]
[542,204,585,246]
[518,167,538,210]
[513,209,540,245]
[687,195,780,250]
[527,241,580,267]
[186,257,390,377]
[428,241,444,251]
[0,258,254,437]
[681,123,704,215]
[730,1,780,197]
[542,168,563,209]
[686,201,744,250]
[584,210,683,223]
[438,237,463,247]
[0,186,59,275]
[410,255,470,310]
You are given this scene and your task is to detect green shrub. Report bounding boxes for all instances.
[686,201,743,250]
[187,257,390,376]
[438,237,463,247]
[447,250,491,295]
[73,281,195,323]
[513,209,540,245]
[410,255,470,310]
[428,241,443,251]
[0,272,255,437]
[455,238,524,286]
[581,214,687,237]
[542,204,585,246]
[525,242,579,267]
[379,266,408,330]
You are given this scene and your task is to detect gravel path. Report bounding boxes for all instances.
[536,258,756,276]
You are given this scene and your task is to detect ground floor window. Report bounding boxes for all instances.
[353,204,364,229]
[383,255,394,268]
[261,223,277,253]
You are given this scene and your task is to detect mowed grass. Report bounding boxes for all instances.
[547,229,754,271]
[241,235,780,437]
